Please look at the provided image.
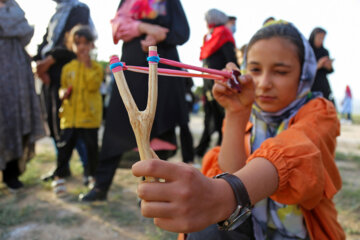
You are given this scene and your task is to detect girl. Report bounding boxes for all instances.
[52,25,103,195]
[131,21,345,240]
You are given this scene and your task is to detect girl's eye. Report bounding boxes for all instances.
[275,70,288,75]
[249,68,260,73]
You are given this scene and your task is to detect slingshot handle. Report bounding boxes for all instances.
[110,47,159,183]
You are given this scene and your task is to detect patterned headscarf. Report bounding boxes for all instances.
[41,0,94,57]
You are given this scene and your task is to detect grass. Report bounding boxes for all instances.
[0,201,35,227]
[0,149,178,240]
[333,151,360,238]
[352,114,360,124]
[338,113,360,124]
[335,151,360,167]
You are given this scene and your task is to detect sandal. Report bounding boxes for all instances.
[51,178,67,197]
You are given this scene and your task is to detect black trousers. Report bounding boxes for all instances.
[179,123,194,163]
[54,128,98,178]
[2,159,21,183]
[194,100,224,157]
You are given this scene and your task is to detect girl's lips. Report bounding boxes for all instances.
[257,95,276,102]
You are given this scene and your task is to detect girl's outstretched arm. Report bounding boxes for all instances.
[132,158,278,233]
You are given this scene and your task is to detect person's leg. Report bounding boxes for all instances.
[79,154,121,202]
[53,129,76,178]
[79,128,99,187]
[179,123,194,163]
[347,113,352,121]
[42,86,71,181]
[41,136,72,182]
[213,101,225,146]
[3,159,23,190]
[194,101,212,157]
[75,136,88,176]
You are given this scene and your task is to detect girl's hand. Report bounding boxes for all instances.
[213,62,255,113]
[132,159,236,233]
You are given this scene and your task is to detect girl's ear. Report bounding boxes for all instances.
[91,42,95,49]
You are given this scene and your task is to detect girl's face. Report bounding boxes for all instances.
[72,35,93,57]
[314,32,325,48]
[246,37,301,112]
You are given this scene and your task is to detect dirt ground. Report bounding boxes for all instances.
[0,115,360,240]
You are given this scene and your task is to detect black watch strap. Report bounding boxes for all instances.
[217,173,251,208]
[214,172,252,231]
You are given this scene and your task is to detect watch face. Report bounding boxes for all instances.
[228,207,252,231]
[218,206,252,231]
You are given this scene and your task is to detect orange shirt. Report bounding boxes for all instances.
[201,98,345,240]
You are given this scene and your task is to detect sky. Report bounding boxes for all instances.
[17,0,360,113]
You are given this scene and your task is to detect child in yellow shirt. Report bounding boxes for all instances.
[52,25,103,196]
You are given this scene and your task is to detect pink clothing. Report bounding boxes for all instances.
[111,0,141,44]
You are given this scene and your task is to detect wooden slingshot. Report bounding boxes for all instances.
[109,46,159,182]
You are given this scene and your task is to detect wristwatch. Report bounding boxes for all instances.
[213,172,252,231]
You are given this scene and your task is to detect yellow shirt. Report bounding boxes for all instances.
[59,59,103,129]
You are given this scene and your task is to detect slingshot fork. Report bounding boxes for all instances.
[109,46,159,182]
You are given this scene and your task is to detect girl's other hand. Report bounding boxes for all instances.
[213,62,255,113]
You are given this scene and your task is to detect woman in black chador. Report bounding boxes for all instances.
[309,27,335,105]
[80,0,190,202]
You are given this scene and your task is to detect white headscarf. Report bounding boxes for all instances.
[41,0,95,57]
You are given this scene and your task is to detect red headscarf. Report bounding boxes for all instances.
[200,25,235,60]
[346,85,352,98]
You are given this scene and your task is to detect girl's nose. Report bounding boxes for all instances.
[257,72,272,89]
